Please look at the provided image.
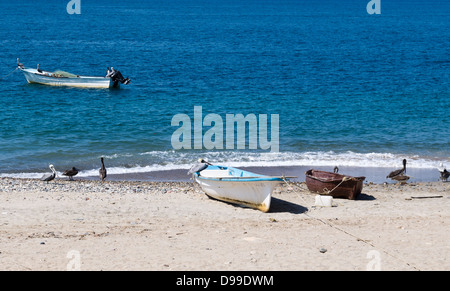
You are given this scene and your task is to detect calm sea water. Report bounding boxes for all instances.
[0,0,449,178]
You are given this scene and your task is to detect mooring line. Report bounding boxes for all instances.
[282,178,421,271]
[306,212,421,271]
[0,67,18,80]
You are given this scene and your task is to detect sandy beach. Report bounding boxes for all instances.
[0,176,448,271]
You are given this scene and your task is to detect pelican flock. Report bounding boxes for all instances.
[38,158,108,183]
[32,157,450,184]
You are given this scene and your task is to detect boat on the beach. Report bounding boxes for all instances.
[17,59,130,89]
[305,169,365,200]
[191,164,286,212]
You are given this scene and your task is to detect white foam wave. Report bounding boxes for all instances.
[1,151,447,179]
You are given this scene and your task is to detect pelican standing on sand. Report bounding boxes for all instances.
[188,158,212,175]
[438,163,449,182]
[387,159,407,179]
[390,174,410,183]
[387,159,410,183]
[41,164,57,183]
[99,157,107,181]
[62,167,79,181]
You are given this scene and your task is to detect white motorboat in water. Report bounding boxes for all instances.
[17,59,130,89]
[191,163,287,212]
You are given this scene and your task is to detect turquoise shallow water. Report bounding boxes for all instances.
[0,0,448,178]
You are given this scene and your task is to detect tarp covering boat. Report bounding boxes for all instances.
[51,70,78,78]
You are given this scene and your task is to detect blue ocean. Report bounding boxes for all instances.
[0,0,448,180]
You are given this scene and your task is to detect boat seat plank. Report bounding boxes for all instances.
[199,170,231,178]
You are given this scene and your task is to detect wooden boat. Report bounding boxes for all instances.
[192,164,285,212]
[17,60,130,89]
[305,169,365,200]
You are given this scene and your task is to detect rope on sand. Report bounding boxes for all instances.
[281,177,421,271]
[307,213,421,271]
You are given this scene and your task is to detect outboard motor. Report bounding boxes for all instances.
[106,67,131,87]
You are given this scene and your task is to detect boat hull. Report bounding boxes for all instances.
[20,68,115,89]
[193,166,283,212]
[305,169,365,200]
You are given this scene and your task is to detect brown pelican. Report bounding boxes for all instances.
[106,67,115,78]
[187,158,212,175]
[62,167,79,181]
[438,163,449,182]
[99,157,107,181]
[17,58,24,68]
[41,164,57,183]
[391,174,410,184]
[387,159,407,179]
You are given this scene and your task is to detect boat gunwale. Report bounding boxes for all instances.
[194,165,284,182]
[194,174,284,182]
[20,67,110,80]
[305,169,365,183]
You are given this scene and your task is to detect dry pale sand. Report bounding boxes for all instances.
[0,177,448,271]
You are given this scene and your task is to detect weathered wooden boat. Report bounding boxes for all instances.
[17,59,130,89]
[192,164,286,212]
[305,169,365,200]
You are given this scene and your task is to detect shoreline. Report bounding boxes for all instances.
[74,165,443,184]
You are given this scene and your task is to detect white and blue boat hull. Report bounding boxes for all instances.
[20,67,116,89]
[193,165,283,212]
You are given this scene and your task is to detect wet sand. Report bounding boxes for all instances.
[85,165,442,184]
[0,177,448,271]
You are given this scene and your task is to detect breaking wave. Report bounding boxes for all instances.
[1,150,447,179]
